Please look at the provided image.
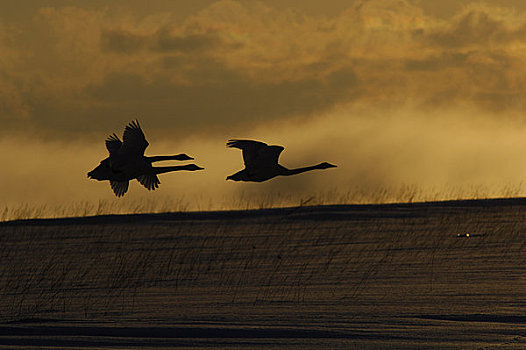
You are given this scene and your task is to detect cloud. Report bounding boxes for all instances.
[426,7,526,48]
[100,29,149,54]
[82,61,358,132]
[100,28,225,54]
[2,0,526,139]
[403,52,470,71]
[156,30,222,52]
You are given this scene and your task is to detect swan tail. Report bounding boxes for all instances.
[110,180,129,197]
[137,174,160,191]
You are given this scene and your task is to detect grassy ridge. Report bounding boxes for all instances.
[2,182,524,221]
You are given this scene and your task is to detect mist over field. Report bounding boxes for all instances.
[2,105,526,218]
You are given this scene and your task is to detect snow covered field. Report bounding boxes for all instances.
[0,199,525,348]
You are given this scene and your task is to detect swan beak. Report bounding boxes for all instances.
[87,172,93,179]
[179,154,194,160]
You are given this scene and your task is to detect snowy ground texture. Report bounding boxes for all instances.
[0,198,525,349]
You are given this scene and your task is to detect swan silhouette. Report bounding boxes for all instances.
[88,120,203,197]
[226,139,336,182]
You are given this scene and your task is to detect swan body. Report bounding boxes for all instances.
[226,139,336,182]
[88,120,203,197]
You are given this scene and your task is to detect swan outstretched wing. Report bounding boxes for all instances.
[110,180,129,197]
[227,139,284,170]
[136,174,160,191]
[227,139,266,168]
[262,145,285,165]
[122,120,149,156]
[105,133,122,155]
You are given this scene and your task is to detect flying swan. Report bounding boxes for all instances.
[88,120,203,197]
[226,139,336,182]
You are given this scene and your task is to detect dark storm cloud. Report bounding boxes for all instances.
[474,91,526,112]
[428,10,503,47]
[100,30,148,53]
[156,30,222,52]
[83,60,359,131]
[101,28,224,54]
[4,1,526,139]
[403,52,470,71]
[426,9,526,48]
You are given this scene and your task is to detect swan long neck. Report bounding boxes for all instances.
[146,154,188,162]
[152,165,195,174]
[281,164,325,176]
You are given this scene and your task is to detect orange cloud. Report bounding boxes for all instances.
[2,1,526,136]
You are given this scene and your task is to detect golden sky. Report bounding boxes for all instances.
[2,0,526,215]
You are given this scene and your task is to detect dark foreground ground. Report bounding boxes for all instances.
[0,198,526,349]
